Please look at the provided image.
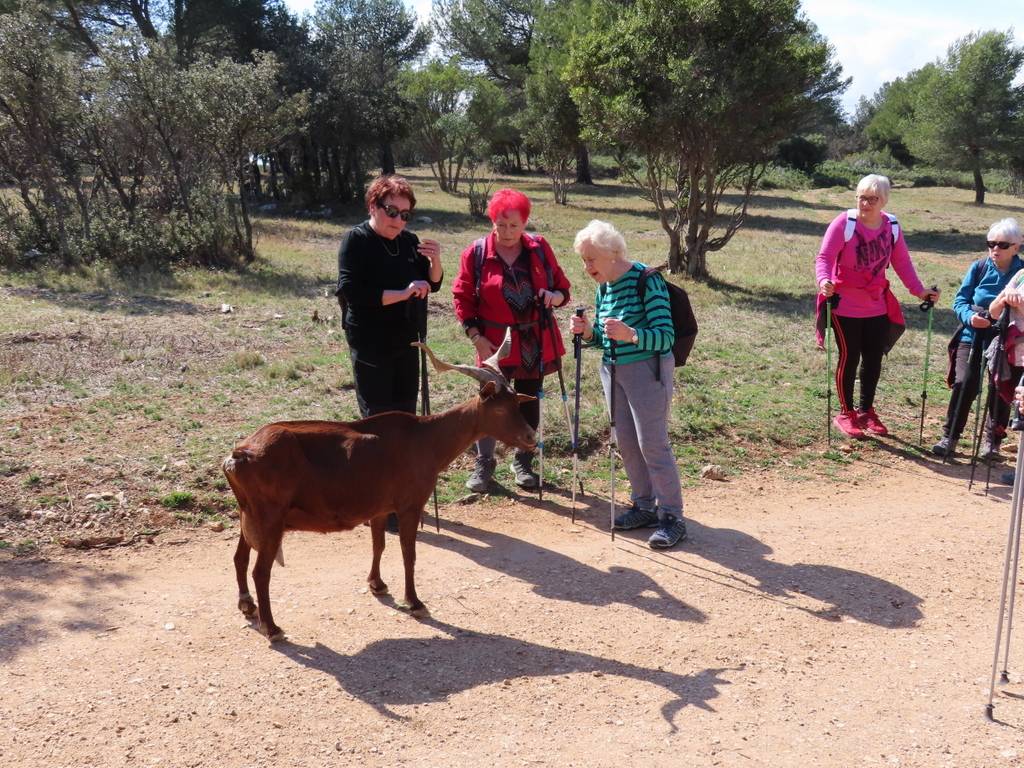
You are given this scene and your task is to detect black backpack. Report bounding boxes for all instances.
[601,266,698,376]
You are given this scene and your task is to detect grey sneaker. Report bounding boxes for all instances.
[931,436,955,457]
[613,504,659,530]
[648,514,687,549]
[510,452,539,490]
[466,457,496,493]
[980,438,1003,461]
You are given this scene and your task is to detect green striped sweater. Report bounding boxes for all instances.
[588,263,675,364]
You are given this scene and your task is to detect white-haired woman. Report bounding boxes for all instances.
[934,218,1024,458]
[816,174,939,439]
[569,220,686,549]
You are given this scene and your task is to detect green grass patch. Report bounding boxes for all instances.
[160,490,196,510]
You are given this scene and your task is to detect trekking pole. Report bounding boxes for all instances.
[571,307,585,520]
[608,338,618,541]
[537,314,546,502]
[945,334,984,464]
[969,373,993,491]
[985,373,1024,720]
[544,307,575,443]
[918,288,937,445]
[418,298,440,532]
[825,294,840,449]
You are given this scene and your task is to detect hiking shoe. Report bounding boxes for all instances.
[979,438,1003,461]
[465,457,497,493]
[858,408,888,436]
[510,452,539,490]
[385,512,400,534]
[931,436,956,457]
[648,514,687,549]
[833,410,865,439]
[613,504,660,530]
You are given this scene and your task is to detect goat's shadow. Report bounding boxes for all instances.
[418,521,705,623]
[273,616,734,729]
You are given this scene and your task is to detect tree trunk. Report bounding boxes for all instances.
[973,157,985,205]
[380,142,396,176]
[268,153,280,201]
[236,161,255,262]
[667,229,683,274]
[575,143,593,185]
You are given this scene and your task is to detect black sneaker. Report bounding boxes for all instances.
[648,514,687,549]
[613,505,659,530]
[931,436,954,457]
[465,457,496,493]
[385,512,400,534]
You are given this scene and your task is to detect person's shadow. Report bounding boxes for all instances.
[611,518,924,628]
[273,616,735,731]
[418,521,705,623]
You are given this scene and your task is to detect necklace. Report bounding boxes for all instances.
[373,227,400,258]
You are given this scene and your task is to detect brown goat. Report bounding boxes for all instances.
[223,336,536,642]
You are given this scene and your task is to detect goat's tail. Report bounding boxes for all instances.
[222,448,256,476]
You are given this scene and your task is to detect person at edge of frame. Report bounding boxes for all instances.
[932,218,1024,459]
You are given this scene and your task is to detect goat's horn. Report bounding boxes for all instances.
[481,328,512,376]
[410,340,505,386]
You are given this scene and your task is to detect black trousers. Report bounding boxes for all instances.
[349,345,419,418]
[831,314,889,412]
[942,340,1018,442]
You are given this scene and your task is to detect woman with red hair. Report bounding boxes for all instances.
[452,188,572,492]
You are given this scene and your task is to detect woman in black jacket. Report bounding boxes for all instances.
[336,175,443,418]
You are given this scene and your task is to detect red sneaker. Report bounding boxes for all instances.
[833,410,865,439]
[858,408,888,436]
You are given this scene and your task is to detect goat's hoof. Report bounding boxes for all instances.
[368,578,388,595]
[397,599,429,617]
[263,626,286,643]
[238,596,257,618]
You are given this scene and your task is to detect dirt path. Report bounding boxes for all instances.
[3,453,1024,767]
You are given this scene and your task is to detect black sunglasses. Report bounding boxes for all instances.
[987,240,1014,250]
[380,204,412,222]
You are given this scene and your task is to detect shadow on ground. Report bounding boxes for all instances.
[274,617,734,729]
[419,521,704,622]
[0,555,132,665]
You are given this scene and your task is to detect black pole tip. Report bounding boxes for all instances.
[1001,671,1010,684]
[986,703,995,720]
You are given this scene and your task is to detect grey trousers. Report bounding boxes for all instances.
[600,354,684,519]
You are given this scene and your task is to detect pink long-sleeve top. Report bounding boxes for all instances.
[815,212,924,318]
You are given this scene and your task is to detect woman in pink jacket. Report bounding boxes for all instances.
[452,188,571,491]
[816,174,940,439]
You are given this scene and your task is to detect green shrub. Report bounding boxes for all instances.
[160,490,195,509]
[757,164,813,190]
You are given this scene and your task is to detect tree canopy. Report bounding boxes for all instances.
[567,0,846,277]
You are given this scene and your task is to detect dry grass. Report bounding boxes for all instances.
[1,172,1022,551]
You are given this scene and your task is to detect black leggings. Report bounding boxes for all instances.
[942,341,1019,441]
[349,345,419,417]
[831,314,889,413]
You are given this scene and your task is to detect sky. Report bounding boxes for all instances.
[282,0,1020,118]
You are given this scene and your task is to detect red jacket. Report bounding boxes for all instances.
[452,231,572,368]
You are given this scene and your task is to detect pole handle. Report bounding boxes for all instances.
[919,285,939,312]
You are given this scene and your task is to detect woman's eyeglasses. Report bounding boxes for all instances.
[380,204,412,222]
[857,195,879,205]
[987,240,1014,250]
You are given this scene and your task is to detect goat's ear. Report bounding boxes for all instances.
[480,380,499,398]
[516,394,537,404]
